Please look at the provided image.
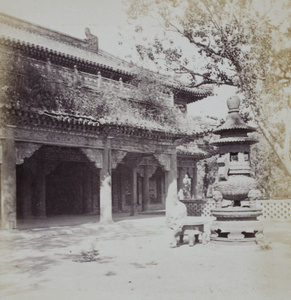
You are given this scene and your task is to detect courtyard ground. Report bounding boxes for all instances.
[0,215,291,300]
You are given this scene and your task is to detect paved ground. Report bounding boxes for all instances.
[0,215,291,300]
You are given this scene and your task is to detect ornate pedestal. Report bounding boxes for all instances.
[210,207,263,244]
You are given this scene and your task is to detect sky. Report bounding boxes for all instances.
[0,0,232,119]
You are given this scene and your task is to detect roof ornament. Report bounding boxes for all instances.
[84,27,99,53]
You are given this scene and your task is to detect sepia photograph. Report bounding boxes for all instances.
[0,0,290,299]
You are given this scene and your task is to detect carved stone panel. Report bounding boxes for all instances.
[15,142,42,165]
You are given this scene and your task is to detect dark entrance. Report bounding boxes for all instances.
[46,161,97,215]
[16,145,100,218]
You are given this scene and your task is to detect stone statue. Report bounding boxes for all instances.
[213,191,223,208]
[166,194,187,248]
[248,189,261,209]
[84,27,99,53]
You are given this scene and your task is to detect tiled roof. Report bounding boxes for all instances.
[0,13,134,74]
[214,113,256,134]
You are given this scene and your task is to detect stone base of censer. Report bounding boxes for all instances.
[210,207,263,245]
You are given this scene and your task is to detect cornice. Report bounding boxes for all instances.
[0,106,193,142]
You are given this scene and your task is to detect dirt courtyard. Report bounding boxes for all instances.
[0,216,291,300]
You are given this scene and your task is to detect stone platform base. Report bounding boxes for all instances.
[210,215,264,245]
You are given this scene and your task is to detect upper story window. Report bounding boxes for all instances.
[230,152,238,162]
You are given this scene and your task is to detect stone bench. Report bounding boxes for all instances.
[179,218,207,246]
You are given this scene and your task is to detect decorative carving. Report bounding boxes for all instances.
[140,156,156,166]
[15,142,41,165]
[217,154,229,180]
[42,146,87,162]
[177,157,196,168]
[111,150,127,169]
[81,148,103,168]
[111,138,172,154]
[215,175,257,201]
[136,165,144,177]
[148,165,157,178]
[84,28,99,53]
[153,154,171,171]
[12,128,104,148]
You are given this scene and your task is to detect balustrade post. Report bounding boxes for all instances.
[97,71,102,89]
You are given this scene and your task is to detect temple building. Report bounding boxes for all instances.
[0,13,213,229]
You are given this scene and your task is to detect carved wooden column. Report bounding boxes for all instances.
[178,168,184,197]
[81,148,103,217]
[82,168,92,213]
[111,150,127,213]
[191,163,198,199]
[34,158,46,217]
[1,138,17,229]
[15,142,42,219]
[130,167,138,216]
[92,172,99,214]
[142,165,149,212]
[100,138,113,224]
[19,166,32,218]
[165,149,178,215]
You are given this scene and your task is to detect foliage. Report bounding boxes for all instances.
[78,244,99,263]
[0,57,212,135]
[251,133,291,199]
[124,0,291,193]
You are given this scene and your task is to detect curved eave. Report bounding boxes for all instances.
[0,106,203,142]
[210,137,258,146]
[174,87,213,104]
[213,125,256,135]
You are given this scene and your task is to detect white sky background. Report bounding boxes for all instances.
[0,0,235,119]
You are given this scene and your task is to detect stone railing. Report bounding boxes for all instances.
[181,200,216,217]
[182,199,291,220]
